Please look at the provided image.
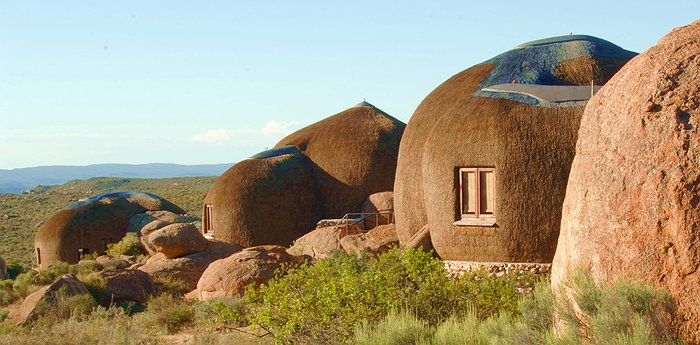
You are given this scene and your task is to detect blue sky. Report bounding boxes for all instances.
[1,1,698,169]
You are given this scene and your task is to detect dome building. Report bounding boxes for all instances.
[35,191,185,269]
[394,35,637,262]
[202,101,405,247]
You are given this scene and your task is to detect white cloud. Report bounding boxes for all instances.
[262,120,299,136]
[191,129,232,142]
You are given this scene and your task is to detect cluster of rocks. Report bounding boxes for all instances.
[444,261,551,278]
[16,270,156,325]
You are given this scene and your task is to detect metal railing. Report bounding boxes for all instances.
[334,210,394,240]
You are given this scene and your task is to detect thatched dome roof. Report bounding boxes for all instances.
[394,35,636,262]
[275,101,406,218]
[35,191,185,268]
[202,146,322,247]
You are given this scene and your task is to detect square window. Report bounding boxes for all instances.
[456,167,496,226]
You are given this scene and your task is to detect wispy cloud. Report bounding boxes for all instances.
[191,129,233,142]
[262,120,299,136]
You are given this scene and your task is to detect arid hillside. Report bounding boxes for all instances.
[0,176,216,267]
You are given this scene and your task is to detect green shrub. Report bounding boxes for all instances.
[554,267,678,344]
[106,232,146,257]
[352,268,683,345]
[354,310,431,345]
[0,280,19,306]
[139,294,195,333]
[1,306,152,345]
[195,298,248,329]
[245,248,534,344]
[32,287,97,326]
[152,276,191,296]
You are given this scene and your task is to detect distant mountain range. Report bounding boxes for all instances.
[0,163,233,194]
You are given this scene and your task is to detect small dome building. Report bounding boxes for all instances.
[394,35,637,262]
[35,191,185,269]
[202,101,405,247]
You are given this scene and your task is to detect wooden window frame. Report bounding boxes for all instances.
[455,167,496,226]
[203,204,213,234]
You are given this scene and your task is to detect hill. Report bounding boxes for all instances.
[0,176,216,267]
[0,163,232,194]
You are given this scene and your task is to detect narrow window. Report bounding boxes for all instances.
[203,204,214,234]
[36,248,41,266]
[458,167,496,225]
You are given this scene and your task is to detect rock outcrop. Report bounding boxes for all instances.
[95,255,130,269]
[287,226,361,259]
[139,241,241,290]
[551,20,700,343]
[340,224,398,255]
[16,275,92,325]
[98,269,156,304]
[148,223,208,258]
[361,192,394,230]
[196,245,304,301]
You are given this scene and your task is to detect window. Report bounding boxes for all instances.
[455,167,496,226]
[203,204,213,234]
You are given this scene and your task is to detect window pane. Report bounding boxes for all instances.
[462,171,476,215]
[480,170,495,214]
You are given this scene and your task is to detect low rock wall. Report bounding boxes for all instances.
[444,261,551,278]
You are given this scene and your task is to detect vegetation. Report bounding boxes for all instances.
[0,176,216,267]
[0,246,685,344]
[354,268,681,345]
[106,232,146,258]
[245,248,536,344]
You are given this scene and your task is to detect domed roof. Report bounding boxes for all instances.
[473,34,637,107]
[67,190,167,209]
[249,145,301,159]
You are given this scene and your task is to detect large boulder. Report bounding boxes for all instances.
[95,255,130,269]
[16,274,92,325]
[340,224,399,255]
[98,269,156,304]
[361,192,394,229]
[129,210,197,255]
[404,225,433,253]
[551,20,700,343]
[149,223,208,258]
[287,226,361,259]
[196,245,304,301]
[139,241,241,290]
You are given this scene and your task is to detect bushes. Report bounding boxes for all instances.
[352,269,682,345]
[106,232,146,258]
[138,294,195,333]
[195,298,248,329]
[245,248,535,344]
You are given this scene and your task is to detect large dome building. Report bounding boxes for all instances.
[35,191,185,269]
[202,101,405,247]
[394,35,637,262]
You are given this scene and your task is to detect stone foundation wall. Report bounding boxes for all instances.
[444,261,551,278]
